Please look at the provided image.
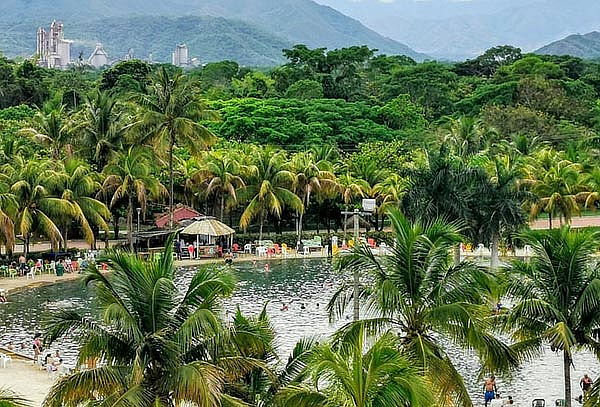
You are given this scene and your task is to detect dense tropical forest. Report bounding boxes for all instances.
[2,44,600,407]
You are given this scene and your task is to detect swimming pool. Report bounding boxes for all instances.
[0,258,597,404]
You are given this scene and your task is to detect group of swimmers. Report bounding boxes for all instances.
[484,374,595,406]
[280,302,318,311]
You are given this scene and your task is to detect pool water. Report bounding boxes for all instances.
[0,258,598,405]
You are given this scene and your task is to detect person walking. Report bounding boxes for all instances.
[484,375,498,407]
[581,374,593,402]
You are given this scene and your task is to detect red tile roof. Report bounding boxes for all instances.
[155,206,202,228]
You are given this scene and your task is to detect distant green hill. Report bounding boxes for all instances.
[0,0,427,64]
[535,31,600,59]
[0,16,292,66]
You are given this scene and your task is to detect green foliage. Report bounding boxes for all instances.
[284,79,323,99]
[211,98,402,148]
[100,59,152,92]
[0,105,34,121]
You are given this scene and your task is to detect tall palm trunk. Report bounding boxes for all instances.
[490,232,500,270]
[220,194,225,221]
[259,211,265,242]
[564,350,572,407]
[127,195,134,252]
[548,215,553,229]
[62,225,69,251]
[168,136,175,229]
[113,214,120,240]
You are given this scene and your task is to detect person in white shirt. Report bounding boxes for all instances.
[490,394,504,407]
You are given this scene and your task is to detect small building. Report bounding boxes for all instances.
[88,43,109,68]
[155,205,202,229]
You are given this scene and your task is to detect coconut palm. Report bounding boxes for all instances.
[524,154,587,228]
[43,239,253,407]
[54,159,111,249]
[19,103,72,160]
[76,90,131,169]
[443,116,497,158]
[239,147,303,241]
[290,151,336,240]
[329,209,519,407]
[337,172,368,239]
[196,151,245,222]
[136,67,217,228]
[278,324,433,407]
[373,173,407,231]
[10,159,73,255]
[0,388,29,407]
[505,227,600,407]
[0,173,17,254]
[100,147,166,251]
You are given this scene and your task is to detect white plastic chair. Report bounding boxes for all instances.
[26,268,35,280]
[0,353,12,368]
[244,244,252,254]
[257,246,267,257]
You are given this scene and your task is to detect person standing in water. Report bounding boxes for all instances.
[581,374,593,401]
[483,375,498,407]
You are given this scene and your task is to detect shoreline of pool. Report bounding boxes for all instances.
[0,251,330,295]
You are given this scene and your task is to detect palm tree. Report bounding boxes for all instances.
[329,209,519,407]
[290,151,336,241]
[136,67,217,228]
[0,171,17,255]
[43,239,252,407]
[443,117,497,158]
[373,173,407,231]
[505,227,600,407]
[336,172,368,239]
[239,147,303,241]
[196,151,245,222]
[0,388,29,407]
[55,159,111,249]
[476,156,528,270]
[19,103,71,160]
[10,159,72,255]
[278,324,433,407]
[100,147,166,251]
[402,147,486,264]
[525,154,587,228]
[76,90,131,169]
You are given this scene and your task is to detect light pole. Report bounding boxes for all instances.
[136,208,141,252]
[352,208,360,321]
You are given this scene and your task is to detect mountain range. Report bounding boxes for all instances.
[536,31,600,60]
[0,0,426,66]
[315,0,600,60]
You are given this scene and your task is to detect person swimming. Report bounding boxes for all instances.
[264,263,270,272]
[300,303,306,310]
[281,303,289,311]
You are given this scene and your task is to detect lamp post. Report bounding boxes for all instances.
[136,208,141,252]
[340,205,373,321]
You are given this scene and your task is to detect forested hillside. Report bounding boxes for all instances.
[536,32,600,59]
[0,0,425,63]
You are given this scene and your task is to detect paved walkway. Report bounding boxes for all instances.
[0,357,52,406]
[530,215,600,229]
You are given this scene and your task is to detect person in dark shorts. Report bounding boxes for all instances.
[483,375,498,407]
[581,374,593,401]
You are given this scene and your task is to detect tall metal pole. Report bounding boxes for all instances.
[353,208,360,321]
